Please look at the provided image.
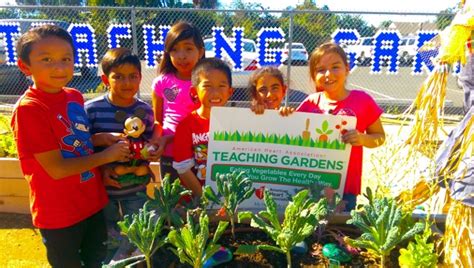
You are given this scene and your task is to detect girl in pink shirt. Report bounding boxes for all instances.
[297,42,386,211]
[152,21,204,181]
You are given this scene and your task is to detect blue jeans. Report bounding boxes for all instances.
[103,192,147,232]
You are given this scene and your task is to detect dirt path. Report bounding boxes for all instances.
[0,213,48,267]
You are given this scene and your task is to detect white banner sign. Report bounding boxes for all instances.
[206,107,357,210]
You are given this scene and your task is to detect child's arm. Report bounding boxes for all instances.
[34,142,130,180]
[91,132,127,147]
[178,169,203,197]
[152,90,164,127]
[342,118,385,148]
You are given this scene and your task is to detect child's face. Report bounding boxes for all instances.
[313,52,349,94]
[102,63,141,104]
[169,38,204,79]
[18,36,74,93]
[195,69,233,108]
[255,74,286,110]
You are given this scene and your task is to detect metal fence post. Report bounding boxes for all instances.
[285,11,294,107]
[130,6,140,97]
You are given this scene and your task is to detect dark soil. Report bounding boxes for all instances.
[150,223,399,268]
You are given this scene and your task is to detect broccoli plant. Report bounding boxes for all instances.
[203,171,254,238]
[398,227,438,268]
[145,174,192,228]
[344,187,425,267]
[117,206,167,268]
[167,211,229,268]
[237,189,328,268]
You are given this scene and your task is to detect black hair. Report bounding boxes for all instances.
[191,57,232,87]
[16,24,74,65]
[101,47,141,76]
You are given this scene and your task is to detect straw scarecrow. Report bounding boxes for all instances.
[398,1,473,266]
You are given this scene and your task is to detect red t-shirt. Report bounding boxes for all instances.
[11,87,108,229]
[297,90,383,195]
[173,111,209,186]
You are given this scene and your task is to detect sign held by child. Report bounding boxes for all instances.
[206,107,356,210]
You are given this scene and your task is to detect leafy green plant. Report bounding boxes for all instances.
[344,187,425,267]
[117,206,167,268]
[0,114,17,158]
[144,174,192,228]
[203,171,254,239]
[398,227,438,268]
[167,211,229,268]
[237,189,328,268]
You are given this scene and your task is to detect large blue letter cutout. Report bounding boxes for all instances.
[0,22,20,65]
[332,29,360,70]
[413,31,439,75]
[256,28,285,67]
[211,27,244,70]
[68,24,98,67]
[371,30,401,74]
[107,24,132,49]
[143,25,170,68]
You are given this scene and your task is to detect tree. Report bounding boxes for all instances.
[379,20,392,29]
[13,0,85,22]
[280,1,338,53]
[192,0,218,9]
[436,8,455,30]
[206,0,278,40]
[337,15,375,37]
[15,0,83,5]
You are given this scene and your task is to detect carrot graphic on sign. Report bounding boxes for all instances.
[316,120,333,142]
[302,118,311,141]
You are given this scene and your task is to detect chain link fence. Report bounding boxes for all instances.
[0,5,464,115]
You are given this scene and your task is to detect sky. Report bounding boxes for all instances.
[0,0,461,26]
[219,0,461,26]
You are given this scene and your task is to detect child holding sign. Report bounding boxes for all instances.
[297,42,385,210]
[249,66,294,115]
[173,58,233,197]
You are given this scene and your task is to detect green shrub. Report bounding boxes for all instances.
[0,114,17,158]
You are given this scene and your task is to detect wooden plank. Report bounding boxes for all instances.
[149,162,161,183]
[0,178,29,197]
[0,196,30,214]
[0,158,23,178]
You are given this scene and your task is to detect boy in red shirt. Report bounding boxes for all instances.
[11,25,130,267]
[173,58,233,197]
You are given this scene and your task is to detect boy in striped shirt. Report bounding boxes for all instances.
[85,47,160,261]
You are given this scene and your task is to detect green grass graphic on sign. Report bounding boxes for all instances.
[213,130,346,150]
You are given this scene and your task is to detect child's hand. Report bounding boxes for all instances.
[103,141,130,163]
[341,129,364,146]
[143,143,160,162]
[150,136,168,159]
[101,166,122,188]
[278,106,295,117]
[250,99,266,115]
